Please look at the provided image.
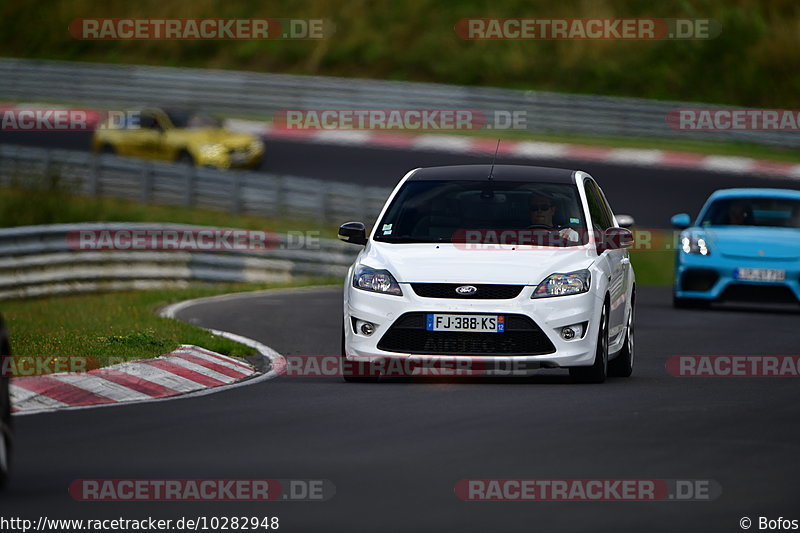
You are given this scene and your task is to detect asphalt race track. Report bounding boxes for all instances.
[2,285,799,532]
[2,130,799,227]
[2,132,799,531]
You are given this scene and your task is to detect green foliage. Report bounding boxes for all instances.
[0,0,795,105]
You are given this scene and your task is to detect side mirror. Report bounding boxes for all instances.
[601,227,634,251]
[338,221,368,245]
[615,214,635,228]
[670,213,691,229]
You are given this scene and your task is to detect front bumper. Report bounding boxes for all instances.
[674,252,800,303]
[344,282,604,371]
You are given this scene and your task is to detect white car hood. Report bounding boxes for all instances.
[359,242,596,285]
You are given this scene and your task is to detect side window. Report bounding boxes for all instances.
[595,185,617,228]
[139,112,157,130]
[583,179,613,231]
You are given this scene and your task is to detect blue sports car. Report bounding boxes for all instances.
[671,188,800,308]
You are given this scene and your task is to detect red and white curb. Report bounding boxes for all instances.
[8,289,295,416]
[226,118,800,180]
[9,345,258,415]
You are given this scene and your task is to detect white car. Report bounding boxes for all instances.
[339,165,636,383]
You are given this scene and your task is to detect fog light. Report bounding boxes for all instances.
[560,322,586,340]
[360,322,375,336]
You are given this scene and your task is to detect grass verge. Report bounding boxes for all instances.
[0,183,338,238]
[630,250,674,287]
[2,280,338,366]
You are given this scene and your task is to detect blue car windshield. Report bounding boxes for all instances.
[700,197,800,228]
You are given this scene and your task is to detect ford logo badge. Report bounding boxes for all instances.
[455,285,478,295]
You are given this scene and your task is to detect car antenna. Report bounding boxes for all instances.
[487,139,500,181]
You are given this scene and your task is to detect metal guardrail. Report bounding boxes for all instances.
[0,57,795,148]
[0,223,357,300]
[0,144,391,225]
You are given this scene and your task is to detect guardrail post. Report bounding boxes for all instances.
[141,165,153,204]
[184,164,195,208]
[274,175,285,218]
[89,153,100,196]
[231,172,242,215]
[319,182,330,224]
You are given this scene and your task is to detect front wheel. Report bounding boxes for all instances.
[570,302,608,384]
[0,319,12,490]
[609,302,634,378]
[176,150,195,166]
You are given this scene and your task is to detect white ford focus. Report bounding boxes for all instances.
[339,165,636,383]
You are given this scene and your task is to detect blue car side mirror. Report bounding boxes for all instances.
[671,213,691,229]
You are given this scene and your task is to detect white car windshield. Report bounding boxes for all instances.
[374,180,588,245]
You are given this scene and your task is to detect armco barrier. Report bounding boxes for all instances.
[0,223,359,300]
[0,57,795,148]
[0,144,391,226]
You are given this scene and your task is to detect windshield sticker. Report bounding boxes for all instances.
[382,224,393,235]
[570,217,581,224]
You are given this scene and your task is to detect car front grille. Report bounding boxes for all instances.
[720,284,799,304]
[680,269,719,292]
[411,283,524,299]
[377,312,556,356]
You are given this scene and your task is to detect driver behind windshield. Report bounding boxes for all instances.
[528,193,579,242]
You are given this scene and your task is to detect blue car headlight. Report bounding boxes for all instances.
[353,265,403,296]
[532,270,591,298]
[681,233,711,256]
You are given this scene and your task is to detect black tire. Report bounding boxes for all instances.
[0,315,12,491]
[570,301,609,384]
[341,327,378,383]
[176,150,195,166]
[609,297,635,378]
[672,295,711,309]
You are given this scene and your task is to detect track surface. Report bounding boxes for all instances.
[2,131,799,227]
[3,286,799,532]
[2,132,799,530]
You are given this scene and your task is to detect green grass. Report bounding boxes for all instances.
[0,181,337,238]
[2,281,337,366]
[0,0,797,107]
[630,250,674,287]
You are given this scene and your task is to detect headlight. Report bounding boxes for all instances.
[353,265,403,296]
[681,233,711,256]
[532,270,591,298]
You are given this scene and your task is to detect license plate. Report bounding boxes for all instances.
[426,314,504,333]
[734,268,786,282]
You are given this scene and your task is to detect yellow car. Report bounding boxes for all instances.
[92,107,264,169]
